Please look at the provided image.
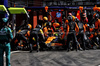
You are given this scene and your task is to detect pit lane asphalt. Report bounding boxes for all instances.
[6,50,100,66]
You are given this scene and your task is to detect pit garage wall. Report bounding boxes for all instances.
[13,9,80,29]
[33,11,37,28]
[51,11,62,24]
[30,9,77,29]
[15,8,86,29]
[15,11,38,29]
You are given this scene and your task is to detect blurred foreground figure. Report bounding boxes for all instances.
[0,18,13,66]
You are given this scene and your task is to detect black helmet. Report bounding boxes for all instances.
[46,22,51,27]
[68,13,72,16]
[67,16,73,22]
[95,14,99,19]
[0,18,8,27]
[36,25,41,28]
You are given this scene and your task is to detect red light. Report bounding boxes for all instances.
[28,10,31,12]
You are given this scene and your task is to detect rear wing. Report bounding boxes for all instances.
[8,7,29,18]
[0,5,9,16]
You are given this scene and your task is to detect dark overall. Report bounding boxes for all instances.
[11,30,28,50]
[77,22,86,50]
[29,28,44,52]
[66,21,79,51]
[0,27,13,66]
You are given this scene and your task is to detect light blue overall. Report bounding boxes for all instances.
[0,26,13,66]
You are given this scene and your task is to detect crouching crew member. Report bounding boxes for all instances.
[29,25,45,52]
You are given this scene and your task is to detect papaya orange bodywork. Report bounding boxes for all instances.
[45,36,56,44]
[95,19,100,30]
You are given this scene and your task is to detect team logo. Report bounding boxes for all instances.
[56,12,61,18]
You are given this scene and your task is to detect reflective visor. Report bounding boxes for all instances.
[2,18,8,23]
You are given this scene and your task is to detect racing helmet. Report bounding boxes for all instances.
[94,14,99,19]
[46,22,51,27]
[68,13,72,16]
[27,24,32,30]
[53,22,60,27]
[43,16,48,21]
[65,20,69,24]
[67,16,73,22]
[85,24,89,28]
[0,18,8,23]
[0,18,8,27]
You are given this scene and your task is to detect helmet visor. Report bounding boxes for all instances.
[2,18,8,23]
